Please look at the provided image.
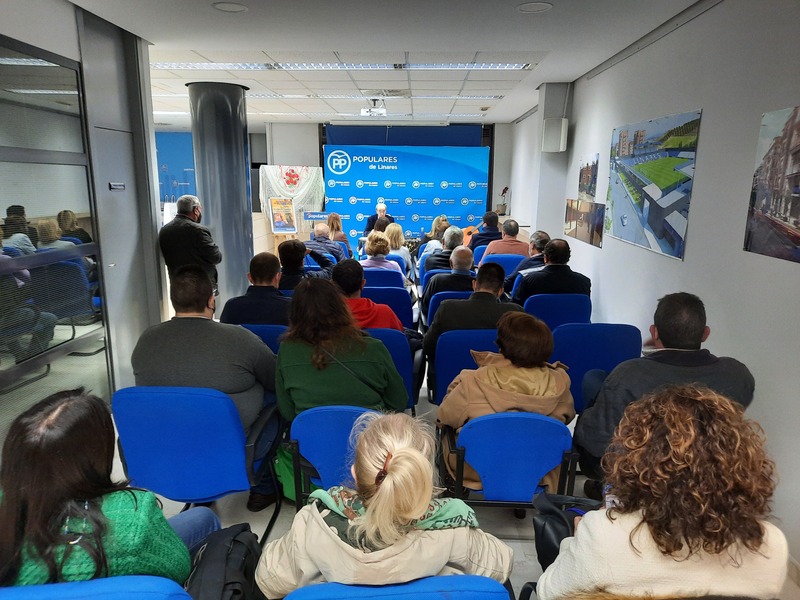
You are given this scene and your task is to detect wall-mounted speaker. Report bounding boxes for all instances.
[542,118,568,152]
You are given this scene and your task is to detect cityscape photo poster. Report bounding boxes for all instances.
[605,110,702,260]
[743,106,800,264]
[564,153,604,248]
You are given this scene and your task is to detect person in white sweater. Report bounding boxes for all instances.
[256,412,512,599]
[537,384,787,600]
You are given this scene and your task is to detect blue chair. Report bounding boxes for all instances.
[113,387,280,509]
[361,286,414,328]
[2,246,21,257]
[363,268,405,288]
[523,293,592,331]
[241,323,288,354]
[0,575,191,600]
[366,328,415,411]
[472,244,488,265]
[510,273,524,298]
[432,329,498,405]
[427,290,472,324]
[417,256,433,290]
[285,575,509,600]
[60,235,83,245]
[386,253,406,272]
[305,252,336,267]
[550,323,642,413]
[289,405,376,510]
[417,241,428,257]
[450,413,575,503]
[336,240,351,258]
[480,253,524,274]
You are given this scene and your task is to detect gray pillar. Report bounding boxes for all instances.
[187,82,252,306]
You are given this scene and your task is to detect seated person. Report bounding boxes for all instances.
[363,202,394,236]
[480,219,529,262]
[2,215,36,255]
[256,412,513,598]
[574,292,755,487]
[278,239,334,291]
[57,209,93,244]
[220,252,291,325]
[423,226,463,274]
[332,259,403,331]
[420,245,475,318]
[359,231,403,274]
[385,223,413,279]
[537,385,788,600]
[327,212,352,257]
[37,218,95,276]
[2,205,38,247]
[511,239,590,305]
[276,278,407,421]
[0,388,220,586]
[504,230,549,292]
[437,312,574,492]
[306,223,346,263]
[467,211,502,251]
[417,217,450,261]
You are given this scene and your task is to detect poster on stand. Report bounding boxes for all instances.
[743,106,800,264]
[269,197,297,234]
[605,110,702,260]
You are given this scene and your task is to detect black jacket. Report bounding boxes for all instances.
[512,264,591,305]
[219,285,292,325]
[158,214,222,286]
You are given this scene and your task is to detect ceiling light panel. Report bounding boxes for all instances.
[5,88,78,94]
[150,62,270,70]
[263,51,339,63]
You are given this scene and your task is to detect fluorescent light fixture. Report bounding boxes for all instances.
[5,89,78,95]
[415,95,503,100]
[151,61,529,71]
[0,57,58,67]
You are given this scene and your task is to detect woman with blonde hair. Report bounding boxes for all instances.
[326,212,352,257]
[537,385,788,600]
[385,223,413,279]
[256,412,512,598]
[56,210,92,244]
[359,231,403,274]
[417,215,449,258]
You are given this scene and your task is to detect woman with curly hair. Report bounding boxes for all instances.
[537,384,787,600]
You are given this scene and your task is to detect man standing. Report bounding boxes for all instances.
[363,202,394,236]
[158,195,221,290]
[511,239,590,305]
[468,211,502,251]
[422,226,463,273]
[423,262,523,364]
[277,239,334,291]
[132,265,277,511]
[331,259,403,331]
[420,245,475,319]
[504,230,550,292]
[481,219,530,262]
[306,223,346,263]
[574,292,755,492]
[220,252,291,325]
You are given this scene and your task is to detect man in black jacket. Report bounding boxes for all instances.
[220,252,291,325]
[158,195,222,290]
[277,239,334,291]
[511,239,590,305]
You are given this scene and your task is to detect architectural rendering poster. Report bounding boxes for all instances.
[269,197,297,234]
[743,106,800,264]
[564,153,604,248]
[605,110,702,260]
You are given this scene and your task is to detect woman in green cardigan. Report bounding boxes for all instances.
[0,389,212,587]
[276,278,408,420]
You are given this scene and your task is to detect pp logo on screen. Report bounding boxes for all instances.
[405,197,413,205]
[377,196,384,203]
[349,196,357,205]
[384,180,392,188]
[327,150,351,175]
[328,179,336,188]
[349,229,358,237]
[405,230,412,237]
[433,198,441,206]
[356,180,364,188]
[356,213,365,222]
[467,214,476,223]
[440,181,449,189]
[412,181,420,189]
[461,198,469,206]
[469,181,477,189]
[411,214,420,222]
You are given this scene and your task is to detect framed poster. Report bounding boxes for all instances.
[269,197,297,234]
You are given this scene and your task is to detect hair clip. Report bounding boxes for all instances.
[374,452,393,486]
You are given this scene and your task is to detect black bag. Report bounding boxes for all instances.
[185,523,266,600]
[532,493,602,571]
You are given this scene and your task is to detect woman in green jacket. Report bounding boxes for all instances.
[276,278,408,420]
[0,389,210,587]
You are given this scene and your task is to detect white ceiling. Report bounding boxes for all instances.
[67,0,698,131]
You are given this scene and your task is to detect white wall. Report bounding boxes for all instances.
[267,123,320,167]
[0,0,80,60]
[509,114,540,227]
[491,123,513,212]
[512,0,800,561]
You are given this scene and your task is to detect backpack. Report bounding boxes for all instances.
[184,523,266,600]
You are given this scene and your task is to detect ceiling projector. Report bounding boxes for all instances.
[361,106,387,116]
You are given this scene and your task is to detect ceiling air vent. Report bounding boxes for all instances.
[359,89,411,99]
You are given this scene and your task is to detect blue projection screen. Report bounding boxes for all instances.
[323,145,490,248]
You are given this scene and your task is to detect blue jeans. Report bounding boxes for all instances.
[251,393,280,495]
[168,507,221,557]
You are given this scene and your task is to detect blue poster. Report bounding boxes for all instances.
[323,145,490,248]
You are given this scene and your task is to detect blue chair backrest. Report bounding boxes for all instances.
[290,405,376,488]
[366,328,414,408]
[434,329,498,404]
[363,268,404,288]
[336,240,351,258]
[550,323,642,413]
[420,268,448,292]
[285,575,509,600]
[386,253,406,272]
[60,235,83,245]
[427,290,472,323]
[511,273,523,297]
[417,255,433,288]
[361,286,414,328]
[241,323,288,354]
[2,246,21,257]
[305,252,336,267]
[523,293,592,331]
[0,575,191,600]
[113,387,250,503]
[472,244,488,265]
[457,413,573,501]
[417,241,428,257]
[480,253,524,275]
[30,260,93,318]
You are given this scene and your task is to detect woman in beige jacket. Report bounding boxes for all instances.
[256,412,512,599]
[437,312,575,492]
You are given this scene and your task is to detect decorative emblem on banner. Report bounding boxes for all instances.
[356,213,365,221]
[440,181,449,189]
[405,197,413,205]
[328,150,351,175]
[349,229,358,237]
[384,180,392,188]
[461,198,469,205]
[412,181,420,188]
[356,180,364,188]
[283,167,301,188]
[469,181,477,189]
[349,196,357,204]
[411,214,420,222]
[405,230,412,237]
[433,198,441,205]
[328,179,335,187]
[377,196,384,202]
[468,214,476,222]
